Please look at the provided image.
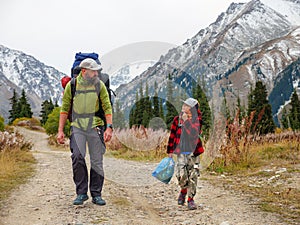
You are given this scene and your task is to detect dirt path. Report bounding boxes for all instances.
[0,128,287,225]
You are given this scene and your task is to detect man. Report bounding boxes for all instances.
[57,58,113,206]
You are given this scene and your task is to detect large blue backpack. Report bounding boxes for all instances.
[71,52,101,77]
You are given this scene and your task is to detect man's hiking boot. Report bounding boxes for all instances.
[187,199,197,210]
[73,194,89,205]
[92,196,106,206]
[177,192,186,205]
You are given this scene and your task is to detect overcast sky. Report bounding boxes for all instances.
[0,0,247,74]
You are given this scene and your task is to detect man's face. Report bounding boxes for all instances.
[83,69,98,84]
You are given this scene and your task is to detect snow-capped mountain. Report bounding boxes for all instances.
[0,45,65,121]
[100,41,175,91]
[1,0,299,126]
[115,0,300,124]
[262,0,300,26]
[110,60,156,91]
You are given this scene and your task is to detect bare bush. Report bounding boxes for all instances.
[216,109,300,169]
[0,131,33,152]
[107,126,169,153]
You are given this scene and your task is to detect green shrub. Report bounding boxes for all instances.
[44,107,70,137]
[0,115,4,132]
[12,117,41,127]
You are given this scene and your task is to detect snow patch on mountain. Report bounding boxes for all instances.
[261,0,300,26]
[110,60,156,91]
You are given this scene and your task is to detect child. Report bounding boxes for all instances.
[167,98,204,210]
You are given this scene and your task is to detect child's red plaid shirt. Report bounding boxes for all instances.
[167,109,204,156]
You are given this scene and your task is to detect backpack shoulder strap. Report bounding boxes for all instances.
[95,80,101,99]
[70,78,77,99]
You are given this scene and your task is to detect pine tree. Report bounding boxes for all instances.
[236,93,246,124]
[280,107,290,129]
[18,89,33,118]
[159,97,164,120]
[247,86,254,114]
[142,82,152,127]
[8,89,20,124]
[165,74,178,129]
[113,100,126,129]
[192,77,212,137]
[152,81,160,118]
[129,91,139,128]
[136,83,144,126]
[174,89,187,113]
[54,100,59,107]
[150,83,165,130]
[288,90,300,130]
[129,105,135,128]
[247,81,275,134]
[221,91,231,121]
[0,115,5,131]
[40,99,55,125]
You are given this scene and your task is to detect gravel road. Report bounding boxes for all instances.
[0,128,286,225]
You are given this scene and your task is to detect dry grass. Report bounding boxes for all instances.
[203,109,300,224]
[47,134,70,152]
[12,117,44,132]
[0,150,36,201]
[208,108,300,172]
[106,127,168,162]
[47,126,170,160]
[0,130,36,203]
[207,134,300,224]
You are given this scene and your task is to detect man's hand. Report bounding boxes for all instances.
[57,131,65,144]
[104,127,113,142]
[57,113,68,144]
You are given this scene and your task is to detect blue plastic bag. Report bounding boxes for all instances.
[152,157,175,184]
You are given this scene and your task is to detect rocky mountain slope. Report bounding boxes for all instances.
[0,45,65,121]
[0,0,299,125]
[115,0,300,124]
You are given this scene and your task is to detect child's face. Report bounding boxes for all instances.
[182,103,191,113]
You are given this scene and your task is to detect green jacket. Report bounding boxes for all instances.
[60,73,112,130]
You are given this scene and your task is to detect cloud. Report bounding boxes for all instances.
[0,0,237,74]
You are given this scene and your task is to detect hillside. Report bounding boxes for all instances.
[0,45,65,121]
[115,0,300,126]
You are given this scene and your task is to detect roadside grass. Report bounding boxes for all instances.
[106,127,168,162]
[107,145,166,162]
[47,134,70,152]
[0,149,36,203]
[210,140,300,172]
[208,139,300,224]
[248,141,299,223]
[0,128,36,205]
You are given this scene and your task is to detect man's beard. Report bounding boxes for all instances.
[86,76,100,85]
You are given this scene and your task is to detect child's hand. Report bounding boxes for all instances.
[182,112,188,121]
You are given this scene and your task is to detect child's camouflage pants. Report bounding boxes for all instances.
[176,153,200,199]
